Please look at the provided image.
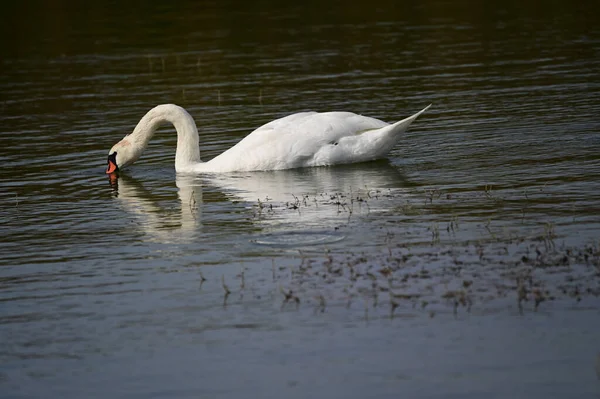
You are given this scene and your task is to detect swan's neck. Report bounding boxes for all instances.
[130,104,202,170]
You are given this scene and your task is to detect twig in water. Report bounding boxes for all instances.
[533,288,545,311]
[222,275,231,295]
[239,264,245,290]
[315,294,326,313]
[298,249,306,268]
[189,191,197,219]
[517,277,527,315]
[484,218,496,239]
[280,286,299,309]
[431,223,440,244]
[390,300,399,319]
[543,222,556,250]
[484,184,494,199]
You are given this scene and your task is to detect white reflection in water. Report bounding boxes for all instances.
[112,162,412,241]
[200,161,411,203]
[112,173,203,242]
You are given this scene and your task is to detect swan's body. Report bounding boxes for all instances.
[106,104,431,174]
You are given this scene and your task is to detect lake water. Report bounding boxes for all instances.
[1,1,600,398]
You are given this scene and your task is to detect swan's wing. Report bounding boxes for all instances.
[255,111,319,130]
[242,111,388,149]
[208,111,390,171]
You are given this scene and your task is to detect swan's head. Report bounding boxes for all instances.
[106,137,143,173]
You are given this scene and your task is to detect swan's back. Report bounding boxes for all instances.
[204,111,392,172]
[255,111,387,135]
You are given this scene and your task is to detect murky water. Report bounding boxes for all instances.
[2,1,600,398]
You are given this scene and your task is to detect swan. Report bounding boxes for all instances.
[106,103,431,174]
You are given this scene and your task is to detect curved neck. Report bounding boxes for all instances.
[130,104,202,170]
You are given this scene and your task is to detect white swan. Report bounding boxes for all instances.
[106,103,431,174]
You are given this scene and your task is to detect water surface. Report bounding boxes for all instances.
[1,1,600,398]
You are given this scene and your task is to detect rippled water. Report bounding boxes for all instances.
[2,1,600,398]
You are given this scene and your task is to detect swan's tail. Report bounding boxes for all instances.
[359,104,431,160]
[388,104,432,135]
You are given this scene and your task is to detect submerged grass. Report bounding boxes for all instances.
[214,184,600,319]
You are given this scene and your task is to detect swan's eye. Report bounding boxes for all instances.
[106,152,118,174]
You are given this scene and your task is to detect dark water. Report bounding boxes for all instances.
[2,1,600,398]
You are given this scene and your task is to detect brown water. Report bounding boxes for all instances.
[1,1,600,398]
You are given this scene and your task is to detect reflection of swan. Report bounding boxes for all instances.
[111,174,203,242]
[202,161,411,205]
[201,162,414,231]
[111,163,411,239]
[106,104,431,173]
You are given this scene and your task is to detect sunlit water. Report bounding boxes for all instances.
[1,1,600,398]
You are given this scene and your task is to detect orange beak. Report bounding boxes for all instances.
[106,153,118,174]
